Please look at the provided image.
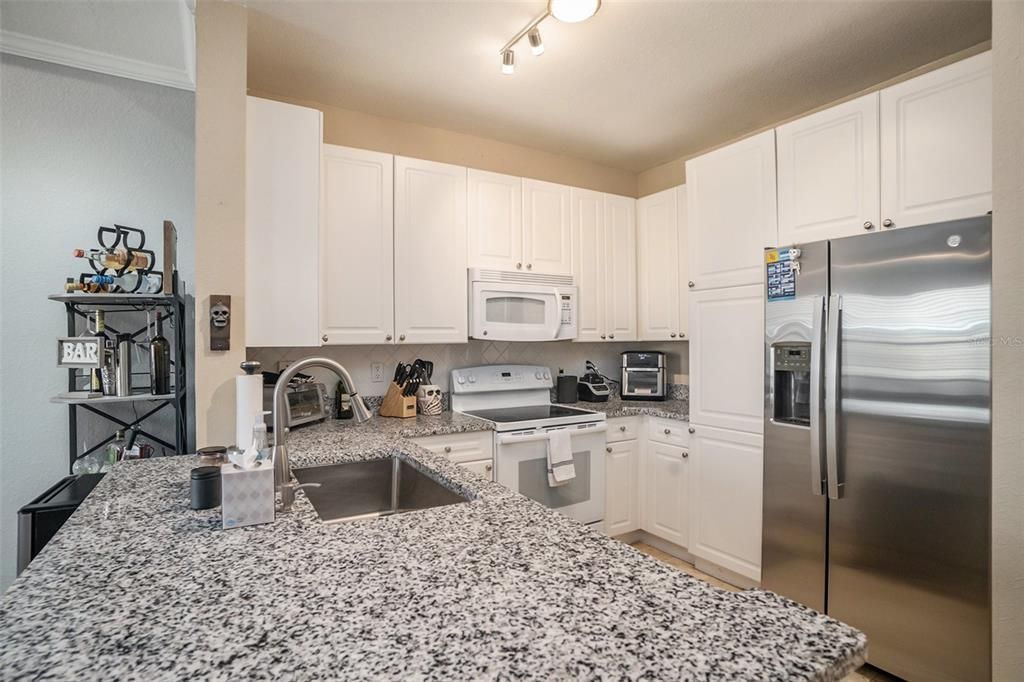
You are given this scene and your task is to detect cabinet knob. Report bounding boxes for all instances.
[883,218,894,228]
[606,446,613,453]
[680,333,686,339]
[485,463,493,472]
[600,334,606,340]
[322,334,328,343]
[526,263,533,270]
[688,281,695,288]
[385,334,392,341]
[670,333,677,338]
[444,446,452,453]
[863,221,874,231]
[516,262,523,269]
[688,427,695,434]
[609,334,615,340]
[399,334,406,341]
[681,451,689,459]
[619,425,626,432]
[664,428,671,435]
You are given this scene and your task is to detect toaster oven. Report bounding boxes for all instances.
[621,351,667,401]
[263,382,329,429]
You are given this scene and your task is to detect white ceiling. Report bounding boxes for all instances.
[0,0,195,90]
[247,0,991,173]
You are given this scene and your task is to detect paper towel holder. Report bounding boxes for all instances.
[241,360,261,375]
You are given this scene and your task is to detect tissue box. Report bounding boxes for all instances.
[221,460,275,529]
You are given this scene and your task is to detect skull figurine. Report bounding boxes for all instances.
[210,303,230,329]
[416,385,443,416]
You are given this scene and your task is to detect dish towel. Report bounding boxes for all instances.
[546,429,576,486]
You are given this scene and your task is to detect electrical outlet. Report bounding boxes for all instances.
[370,362,385,383]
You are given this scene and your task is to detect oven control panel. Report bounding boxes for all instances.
[451,365,553,393]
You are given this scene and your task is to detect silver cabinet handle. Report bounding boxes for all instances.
[809,295,827,496]
[609,334,615,339]
[681,451,688,459]
[606,446,613,453]
[443,446,452,453]
[399,334,406,341]
[516,262,522,269]
[825,294,844,500]
[688,281,695,288]
[882,218,894,228]
[526,263,533,270]
[863,221,874,231]
[664,428,671,435]
[600,334,606,340]
[322,334,328,343]
[680,333,686,338]
[385,334,392,341]
[485,463,493,472]
[619,425,626,432]
[688,427,695,434]
[670,332,677,338]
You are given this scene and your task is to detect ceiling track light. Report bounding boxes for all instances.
[498,0,600,74]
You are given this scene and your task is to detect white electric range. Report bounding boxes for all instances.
[452,365,607,526]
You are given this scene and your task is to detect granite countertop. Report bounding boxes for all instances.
[572,396,689,422]
[0,417,864,680]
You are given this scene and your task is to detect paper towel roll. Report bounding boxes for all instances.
[235,373,263,449]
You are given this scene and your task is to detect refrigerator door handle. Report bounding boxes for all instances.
[825,294,844,499]
[809,296,827,496]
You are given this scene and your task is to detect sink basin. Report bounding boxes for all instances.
[293,457,470,523]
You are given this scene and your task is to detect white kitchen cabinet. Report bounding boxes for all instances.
[412,431,494,480]
[604,194,638,342]
[880,50,992,230]
[644,440,689,548]
[605,438,640,536]
[647,416,690,449]
[637,187,684,341]
[245,96,322,347]
[467,169,523,271]
[688,284,764,434]
[689,424,763,582]
[394,156,468,344]
[777,93,881,245]
[523,179,572,275]
[461,459,495,481]
[320,145,394,345]
[686,130,778,290]
[572,190,638,343]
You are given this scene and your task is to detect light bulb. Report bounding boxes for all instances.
[528,28,544,56]
[501,49,515,75]
[548,0,601,23]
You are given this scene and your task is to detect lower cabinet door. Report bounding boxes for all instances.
[644,441,689,548]
[689,424,763,581]
[604,440,639,536]
[461,459,494,481]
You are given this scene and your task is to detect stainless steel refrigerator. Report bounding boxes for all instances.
[762,216,991,681]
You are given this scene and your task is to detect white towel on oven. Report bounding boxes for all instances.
[546,429,576,486]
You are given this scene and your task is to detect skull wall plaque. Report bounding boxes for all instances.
[210,295,231,351]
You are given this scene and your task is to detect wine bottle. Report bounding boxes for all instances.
[90,311,105,392]
[65,277,107,294]
[89,272,162,294]
[150,312,171,395]
[73,247,149,271]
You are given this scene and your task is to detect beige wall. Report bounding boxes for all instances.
[635,41,992,197]
[991,1,1024,677]
[247,90,637,198]
[194,0,247,446]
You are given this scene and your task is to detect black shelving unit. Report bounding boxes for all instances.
[50,274,190,471]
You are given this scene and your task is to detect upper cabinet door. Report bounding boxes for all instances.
[687,130,778,290]
[523,179,572,275]
[604,194,638,342]
[880,51,992,230]
[245,97,322,347]
[467,169,523,271]
[571,187,606,343]
[777,93,881,245]
[320,145,394,345]
[394,156,468,344]
[675,185,689,340]
[688,284,764,434]
[637,187,681,341]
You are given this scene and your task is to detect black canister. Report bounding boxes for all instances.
[190,466,222,510]
[556,372,578,404]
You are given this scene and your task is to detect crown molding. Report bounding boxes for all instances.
[0,28,195,91]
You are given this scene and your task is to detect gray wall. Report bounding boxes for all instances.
[0,54,195,592]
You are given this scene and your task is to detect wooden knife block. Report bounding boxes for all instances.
[379,382,417,419]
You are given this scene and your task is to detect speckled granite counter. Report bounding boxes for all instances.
[1,418,864,680]
[574,397,689,422]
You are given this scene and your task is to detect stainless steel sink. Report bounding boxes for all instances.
[293,457,470,523]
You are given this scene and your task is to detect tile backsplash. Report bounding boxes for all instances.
[248,340,688,398]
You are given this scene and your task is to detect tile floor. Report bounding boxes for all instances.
[630,542,901,682]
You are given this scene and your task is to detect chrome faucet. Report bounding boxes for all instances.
[272,357,372,511]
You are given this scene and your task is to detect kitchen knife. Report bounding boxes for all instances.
[393,362,404,384]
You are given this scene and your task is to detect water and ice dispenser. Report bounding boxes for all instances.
[772,344,811,426]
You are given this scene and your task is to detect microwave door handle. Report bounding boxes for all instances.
[809,296,826,496]
[824,294,843,500]
[548,289,562,339]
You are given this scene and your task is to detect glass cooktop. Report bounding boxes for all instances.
[462,405,598,423]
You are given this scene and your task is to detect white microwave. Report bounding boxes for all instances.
[469,268,578,342]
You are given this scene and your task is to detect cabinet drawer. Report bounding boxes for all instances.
[460,458,494,481]
[647,417,690,447]
[410,431,493,464]
[607,417,641,443]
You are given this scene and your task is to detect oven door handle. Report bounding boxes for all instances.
[495,423,607,446]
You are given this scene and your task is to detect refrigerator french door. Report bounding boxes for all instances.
[762,217,991,682]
